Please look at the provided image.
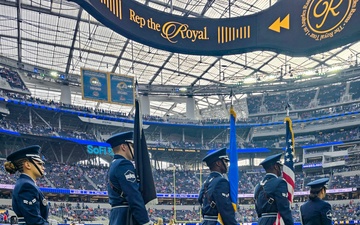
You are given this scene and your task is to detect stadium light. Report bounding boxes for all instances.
[302,69,317,76]
[244,77,257,84]
[263,74,277,82]
[50,71,58,77]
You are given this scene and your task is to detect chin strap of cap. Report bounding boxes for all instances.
[220,160,228,172]
[27,157,44,177]
[125,142,135,160]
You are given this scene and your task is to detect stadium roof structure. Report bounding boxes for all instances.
[1,0,360,118]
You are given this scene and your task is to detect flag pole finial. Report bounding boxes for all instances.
[135,80,139,99]
[229,89,236,118]
[285,103,291,117]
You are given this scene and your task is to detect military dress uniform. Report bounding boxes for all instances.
[6,146,49,225]
[198,148,237,225]
[254,153,293,225]
[300,178,332,225]
[13,174,49,225]
[106,132,151,225]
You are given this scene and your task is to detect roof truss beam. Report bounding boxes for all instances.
[17,0,22,64]
[0,0,102,26]
[65,8,83,75]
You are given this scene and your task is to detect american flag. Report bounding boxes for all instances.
[274,117,295,225]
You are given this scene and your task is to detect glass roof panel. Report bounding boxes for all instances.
[0,0,359,118]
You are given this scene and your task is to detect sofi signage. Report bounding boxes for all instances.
[87,145,113,155]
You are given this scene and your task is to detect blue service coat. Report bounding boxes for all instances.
[107,154,150,225]
[198,171,237,225]
[12,173,49,225]
[300,197,332,225]
[254,173,294,225]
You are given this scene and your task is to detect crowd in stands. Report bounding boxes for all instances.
[349,80,360,100]
[246,83,350,114]
[149,208,201,223]
[288,90,317,110]
[1,161,359,195]
[46,163,95,190]
[0,90,164,122]
[263,93,288,112]
[1,66,360,121]
[49,202,109,223]
[3,111,360,151]
[316,128,360,143]
[0,68,29,92]
[1,200,360,224]
[1,159,360,223]
[346,154,360,165]
[318,84,346,105]
[245,126,360,148]
[2,81,360,127]
[2,112,360,151]
[0,118,96,141]
[246,95,262,114]
[0,114,347,151]
[0,209,10,224]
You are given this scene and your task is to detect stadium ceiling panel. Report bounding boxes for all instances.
[0,0,360,118]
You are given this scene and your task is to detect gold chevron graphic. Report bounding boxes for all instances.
[217,25,251,44]
[100,0,122,19]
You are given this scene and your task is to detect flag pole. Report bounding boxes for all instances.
[228,88,238,209]
[274,103,296,225]
[285,102,290,117]
[133,80,158,207]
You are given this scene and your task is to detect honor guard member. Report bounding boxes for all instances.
[198,148,237,225]
[4,145,49,225]
[106,131,152,225]
[300,178,332,225]
[254,153,294,225]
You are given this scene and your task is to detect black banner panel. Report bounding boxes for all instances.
[69,0,360,56]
